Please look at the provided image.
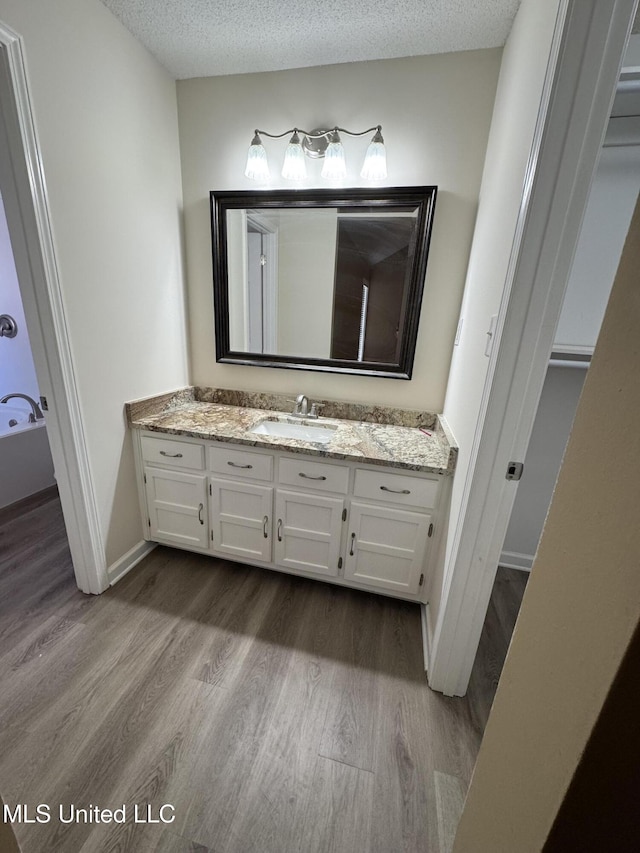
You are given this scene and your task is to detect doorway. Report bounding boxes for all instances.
[331,214,413,362]
[0,192,57,513]
[0,25,107,594]
[246,213,278,353]
[469,70,640,718]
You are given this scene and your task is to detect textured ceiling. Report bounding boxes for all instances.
[100,0,521,79]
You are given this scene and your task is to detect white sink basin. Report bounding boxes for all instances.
[250,419,338,444]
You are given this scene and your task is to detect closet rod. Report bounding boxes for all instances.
[549,352,591,369]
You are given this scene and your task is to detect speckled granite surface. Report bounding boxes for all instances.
[126,387,457,475]
[193,387,438,429]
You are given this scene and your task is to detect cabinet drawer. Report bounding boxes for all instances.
[209,445,274,481]
[141,435,204,470]
[354,468,438,509]
[279,456,349,494]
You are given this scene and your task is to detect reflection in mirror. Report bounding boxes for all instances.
[211,188,437,379]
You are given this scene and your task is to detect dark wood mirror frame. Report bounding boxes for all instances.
[210,186,437,379]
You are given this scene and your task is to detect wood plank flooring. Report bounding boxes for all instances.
[467,565,530,734]
[0,492,525,852]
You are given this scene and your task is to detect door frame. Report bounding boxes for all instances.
[0,22,107,593]
[428,0,638,695]
[246,212,278,353]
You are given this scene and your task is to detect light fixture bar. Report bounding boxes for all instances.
[254,125,381,140]
[244,125,386,181]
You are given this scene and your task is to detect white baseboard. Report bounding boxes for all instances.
[499,549,534,572]
[107,540,156,586]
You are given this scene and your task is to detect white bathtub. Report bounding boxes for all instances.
[0,404,56,509]
[0,404,34,434]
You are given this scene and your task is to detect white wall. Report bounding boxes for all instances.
[623,32,640,65]
[0,0,189,567]
[554,143,640,352]
[428,0,562,622]
[276,209,336,358]
[177,51,501,410]
[0,193,40,402]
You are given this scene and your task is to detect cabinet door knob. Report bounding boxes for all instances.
[198,503,204,525]
[277,519,283,542]
[263,515,269,538]
[299,472,327,481]
[160,450,183,458]
[349,532,356,555]
[380,486,410,494]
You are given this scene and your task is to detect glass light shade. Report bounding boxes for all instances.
[245,134,270,180]
[361,129,387,180]
[321,135,347,180]
[281,131,307,180]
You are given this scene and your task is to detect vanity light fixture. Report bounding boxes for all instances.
[320,130,347,180]
[244,125,387,181]
[281,130,307,180]
[244,132,270,181]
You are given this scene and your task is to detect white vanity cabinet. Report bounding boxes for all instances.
[208,445,274,562]
[141,436,209,550]
[345,503,431,595]
[274,454,349,577]
[144,467,209,550]
[134,429,445,603]
[209,478,273,563]
[344,468,437,595]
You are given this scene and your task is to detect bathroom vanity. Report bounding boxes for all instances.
[127,388,457,603]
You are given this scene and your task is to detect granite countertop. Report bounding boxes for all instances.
[126,387,458,475]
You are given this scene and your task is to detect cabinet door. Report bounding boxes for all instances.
[210,478,272,563]
[344,501,430,595]
[274,489,344,577]
[145,467,208,550]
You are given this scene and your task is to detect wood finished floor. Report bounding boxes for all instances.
[0,492,525,853]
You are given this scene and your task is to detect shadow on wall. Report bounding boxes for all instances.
[104,427,149,568]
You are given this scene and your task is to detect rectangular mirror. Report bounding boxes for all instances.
[210,186,437,378]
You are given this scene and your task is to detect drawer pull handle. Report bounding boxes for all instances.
[263,515,269,538]
[380,486,411,495]
[349,532,356,555]
[228,461,253,469]
[277,519,283,542]
[160,451,183,458]
[299,472,327,481]
[198,503,204,525]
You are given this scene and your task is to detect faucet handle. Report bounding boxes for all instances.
[309,402,324,418]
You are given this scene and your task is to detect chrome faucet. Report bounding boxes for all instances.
[292,394,309,417]
[288,394,322,419]
[0,393,44,423]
